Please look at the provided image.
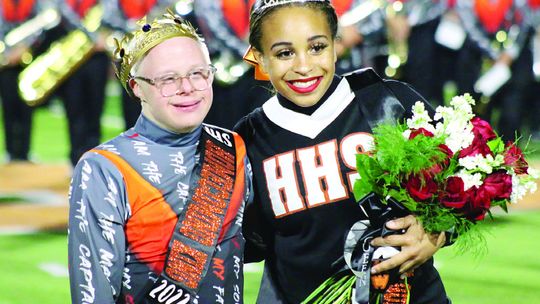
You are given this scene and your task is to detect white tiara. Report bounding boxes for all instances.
[254,0,330,13]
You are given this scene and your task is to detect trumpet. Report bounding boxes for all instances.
[18,5,103,106]
[0,8,61,67]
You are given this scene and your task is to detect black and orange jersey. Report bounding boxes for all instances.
[235,68,448,304]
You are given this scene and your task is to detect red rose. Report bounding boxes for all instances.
[405,173,438,201]
[409,128,434,139]
[422,145,454,177]
[471,117,497,141]
[440,176,468,209]
[482,171,512,200]
[433,144,454,172]
[464,186,491,221]
[439,144,453,158]
[504,142,529,174]
[459,131,493,158]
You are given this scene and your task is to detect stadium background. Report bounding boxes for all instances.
[0,83,539,303]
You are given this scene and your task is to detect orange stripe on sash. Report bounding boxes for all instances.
[218,133,246,242]
[91,149,177,274]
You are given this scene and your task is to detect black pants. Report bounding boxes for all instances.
[454,34,534,141]
[0,65,32,161]
[403,18,460,107]
[59,52,109,166]
[491,45,534,141]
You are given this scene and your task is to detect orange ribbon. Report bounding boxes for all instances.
[243,45,270,81]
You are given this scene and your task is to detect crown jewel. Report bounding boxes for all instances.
[253,0,330,13]
[113,10,203,93]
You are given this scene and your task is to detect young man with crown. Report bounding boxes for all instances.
[67,12,252,304]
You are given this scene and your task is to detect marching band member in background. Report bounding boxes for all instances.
[236,0,449,303]
[68,11,252,303]
[0,0,55,162]
[55,0,110,167]
[333,0,390,76]
[455,0,533,141]
[395,0,449,106]
[101,0,178,130]
[193,0,273,129]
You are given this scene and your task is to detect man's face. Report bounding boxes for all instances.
[131,37,213,133]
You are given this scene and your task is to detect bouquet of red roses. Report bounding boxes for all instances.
[303,94,538,304]
[353,93,538,248]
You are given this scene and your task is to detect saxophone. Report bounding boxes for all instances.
[0,8,61,67]
[18,5,103,106]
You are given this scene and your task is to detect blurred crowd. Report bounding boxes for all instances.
[1,0,540,166]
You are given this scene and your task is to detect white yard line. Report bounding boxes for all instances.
[38,262,69,278]
[0,227,39,235]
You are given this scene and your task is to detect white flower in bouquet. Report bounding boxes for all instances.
[433,94,476,153]
[406,101,435,133]
[455,170,484,190]
[459,154,505,174]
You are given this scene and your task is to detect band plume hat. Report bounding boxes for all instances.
[113,10,204,94]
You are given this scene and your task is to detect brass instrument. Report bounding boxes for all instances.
[339,0,384,27]
[18,5,103,106]
[0,8,61,67]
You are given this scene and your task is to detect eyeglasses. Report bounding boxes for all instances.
[133,65,217,97]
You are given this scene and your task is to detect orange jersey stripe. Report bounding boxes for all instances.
[92,149,177,274]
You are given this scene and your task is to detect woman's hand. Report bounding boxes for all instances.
[369,215,445,275]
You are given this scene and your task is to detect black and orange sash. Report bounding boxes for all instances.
[1,0,35,22]
[153,125,241,300]
[94,125,245,303]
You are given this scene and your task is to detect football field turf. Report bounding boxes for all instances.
[0,211,539,303]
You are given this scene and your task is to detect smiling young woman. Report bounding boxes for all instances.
[235,1,452,303]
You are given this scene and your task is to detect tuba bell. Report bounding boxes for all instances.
[18,5,103,106]
[0,8,61,67]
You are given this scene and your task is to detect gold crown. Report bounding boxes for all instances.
[113,10,203,92]
[252,0,330,14]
